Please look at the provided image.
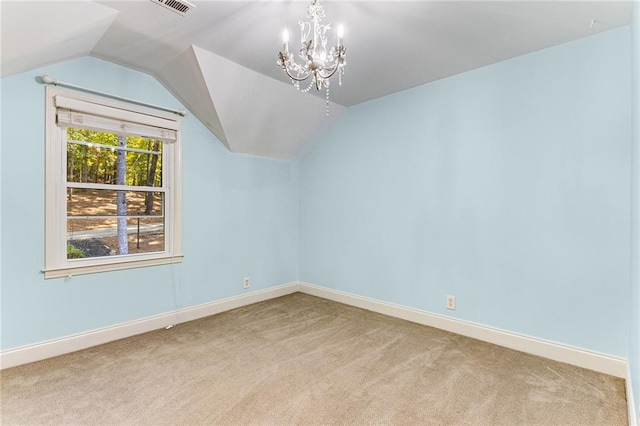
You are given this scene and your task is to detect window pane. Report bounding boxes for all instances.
[67,218,165,259]
[66,128,163,187]
[67,188,163,217]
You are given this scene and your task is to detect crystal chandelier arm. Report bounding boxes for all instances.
[316,63,340,80]
[284,67,312,82]
[279,56,313,81]
[315,47,346,80]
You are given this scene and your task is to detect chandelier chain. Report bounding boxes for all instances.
[325,83,330,116]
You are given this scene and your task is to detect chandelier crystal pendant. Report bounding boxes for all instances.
[277,0,346,115]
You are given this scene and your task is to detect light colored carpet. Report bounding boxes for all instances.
[0,293,628,425]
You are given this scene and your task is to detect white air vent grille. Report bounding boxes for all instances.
[150,0,195,17]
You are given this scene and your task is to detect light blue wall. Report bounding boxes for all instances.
[299,27,631,357]
[0,57,299,350]
[630,0,640,417]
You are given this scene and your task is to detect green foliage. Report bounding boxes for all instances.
[67,243,85,259]
[66,128,163,187]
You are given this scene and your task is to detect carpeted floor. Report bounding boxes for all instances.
[0,293,628,425]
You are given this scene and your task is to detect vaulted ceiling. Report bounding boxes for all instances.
[0,0,633,159]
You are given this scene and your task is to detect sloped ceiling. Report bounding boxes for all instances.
[0,0,117,77]
[159,46,344,159]
[0,0,633,159]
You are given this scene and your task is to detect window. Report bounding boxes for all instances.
[44,87,182,278]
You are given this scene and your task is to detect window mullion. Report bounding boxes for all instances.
[68,139,163,156]
[66,182,166,193]
[68,215,165,220]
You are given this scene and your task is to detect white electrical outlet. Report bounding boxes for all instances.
[446,295,456,310]
[243,277,250,289]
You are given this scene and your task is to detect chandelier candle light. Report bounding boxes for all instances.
[277,0,346,115]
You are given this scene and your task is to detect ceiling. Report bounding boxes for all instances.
[0,0,633,159]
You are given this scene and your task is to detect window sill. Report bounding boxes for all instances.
[43,255,184,279]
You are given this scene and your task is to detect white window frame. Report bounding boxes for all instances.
[44,86,183,279]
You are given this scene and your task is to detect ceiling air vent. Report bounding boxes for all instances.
[150,0,195,17]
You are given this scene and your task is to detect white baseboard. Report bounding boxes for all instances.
[628,364,638,426]
[298,282,627,379]
[0,282,299,370]
[1,280,628,382]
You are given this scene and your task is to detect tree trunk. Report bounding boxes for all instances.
[144,141,161,215]
[116,135,128,255]
[80,145,88,183]
[68,154,75,201]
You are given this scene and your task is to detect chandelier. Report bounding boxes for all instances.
[277,0,346,115]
